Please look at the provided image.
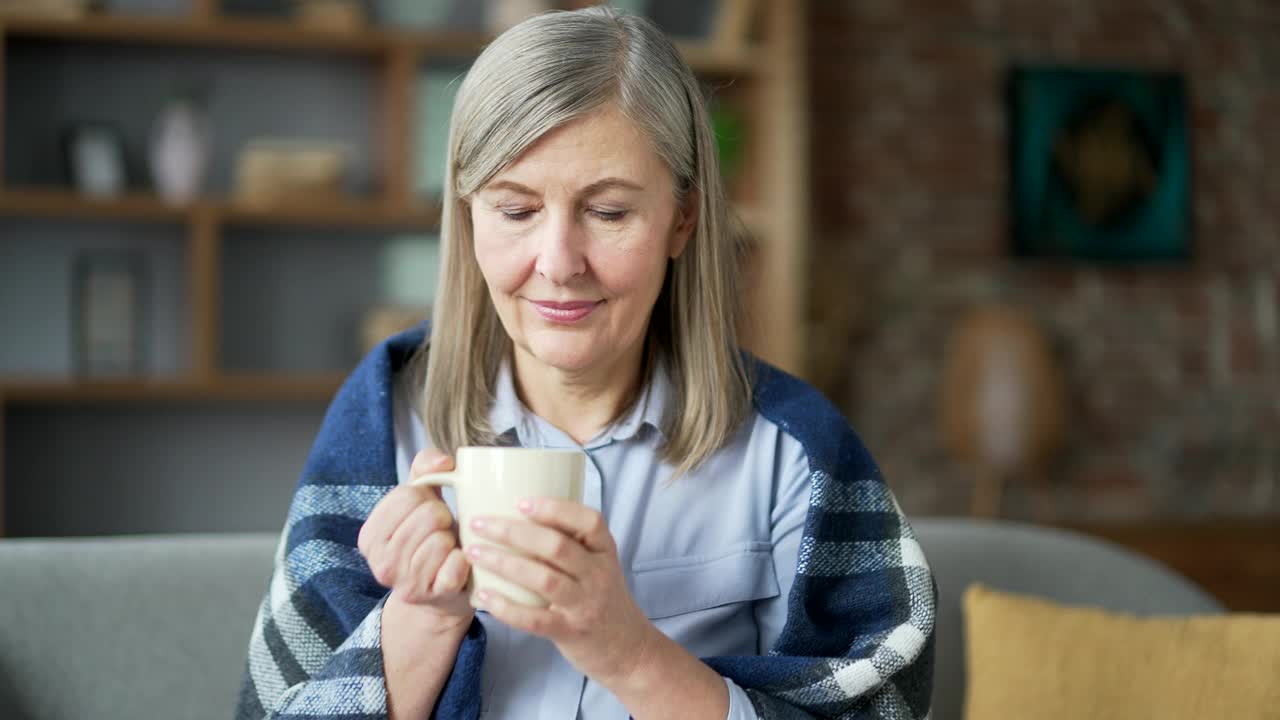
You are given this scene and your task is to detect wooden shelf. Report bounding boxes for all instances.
[221,198,440,227]
[0,14,761,74]
[0,373,346,403]
[0,188,440,228]
[0,14,482,56]
[0,189,188,222]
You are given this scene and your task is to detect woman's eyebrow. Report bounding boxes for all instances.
[580,177,645,196]
[482,177,644,197]
[483,180,539,195]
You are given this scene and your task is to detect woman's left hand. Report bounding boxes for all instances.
[465,497,655,686]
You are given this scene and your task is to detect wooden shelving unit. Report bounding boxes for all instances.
[0,188,191,221]
[0,187,442,226]
[0,2,809,537]
[1,14,481,55]
[0,373,347,403]
[0,14,761,74]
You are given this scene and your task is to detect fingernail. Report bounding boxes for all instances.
[466,545,484,559]
[517,498,534,514]
[476,590,491,606]
[470,518,486,530]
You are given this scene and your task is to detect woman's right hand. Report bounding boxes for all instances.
[358,450,474,628]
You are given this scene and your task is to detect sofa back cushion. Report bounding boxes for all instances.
[0,534,276,720]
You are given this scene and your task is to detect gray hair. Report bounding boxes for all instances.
[421,6,752,476]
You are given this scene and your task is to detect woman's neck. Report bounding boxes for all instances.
[511,345,645,446]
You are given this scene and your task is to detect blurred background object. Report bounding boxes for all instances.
[486,0,552,34]
[233,139,349,206]
[1009,66,1191,262]
[293,0,367,31]
[72,249,147,376]
[63,121,129,197]
[376,0,452,29]
[940,303,1068,519]
[0,0,1276,613]
[359,232,438,355]
[149,79,212,204]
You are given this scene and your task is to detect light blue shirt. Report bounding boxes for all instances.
[392,361,812,720]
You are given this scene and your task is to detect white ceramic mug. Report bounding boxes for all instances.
[412,446,585,608]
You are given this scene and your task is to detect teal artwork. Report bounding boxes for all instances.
[416,66,467,199]
[1009,67,1191,262]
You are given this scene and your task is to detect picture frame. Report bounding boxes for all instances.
[73,251,147,377]
[62,122,129,198]
[1008,66,1192,262]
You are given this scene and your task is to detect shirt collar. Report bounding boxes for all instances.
[487,357,671,447]
[607,359,670,443]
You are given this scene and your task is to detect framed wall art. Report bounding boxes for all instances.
[1008,66,1191,262]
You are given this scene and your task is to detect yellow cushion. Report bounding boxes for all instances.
[963,583,1280,720]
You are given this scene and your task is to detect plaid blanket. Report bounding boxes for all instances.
[235,325,936,719]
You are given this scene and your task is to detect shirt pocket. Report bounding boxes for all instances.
[630,541,780,620]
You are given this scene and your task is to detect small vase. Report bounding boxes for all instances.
[149,99,211,205]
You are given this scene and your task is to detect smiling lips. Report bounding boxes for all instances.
[530,299,602,323]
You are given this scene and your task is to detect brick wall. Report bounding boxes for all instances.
[807,0,1279,521]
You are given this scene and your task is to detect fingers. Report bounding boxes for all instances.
[410,449,455,480]
[358,484,423,559]
[366,494,455,588]
[432,548,471,594]
[467,544,576,607]
[470,516,590,576]
[401,530,456,603]
[357,448,455,579]
[410,450,456,500]
[517,498,614,554]
[474,587,564,638]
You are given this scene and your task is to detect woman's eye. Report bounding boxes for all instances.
[590,208,627,222]
[500,208,535,221]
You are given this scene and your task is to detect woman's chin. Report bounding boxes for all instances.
[523,338,604,374]
[531,350,599,374]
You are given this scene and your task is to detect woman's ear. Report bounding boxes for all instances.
[669,190,699,259]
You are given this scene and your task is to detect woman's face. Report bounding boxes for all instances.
[470,103,694,378]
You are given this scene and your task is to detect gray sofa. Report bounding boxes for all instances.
[0,519,1221,720]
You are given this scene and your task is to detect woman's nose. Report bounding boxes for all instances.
[533,212,587,284]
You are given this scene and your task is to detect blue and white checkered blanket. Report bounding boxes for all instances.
[235,325,936,719]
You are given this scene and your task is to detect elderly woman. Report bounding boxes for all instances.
[236,7,934,720]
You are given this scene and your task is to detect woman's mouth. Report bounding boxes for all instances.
[529,300,602,324]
